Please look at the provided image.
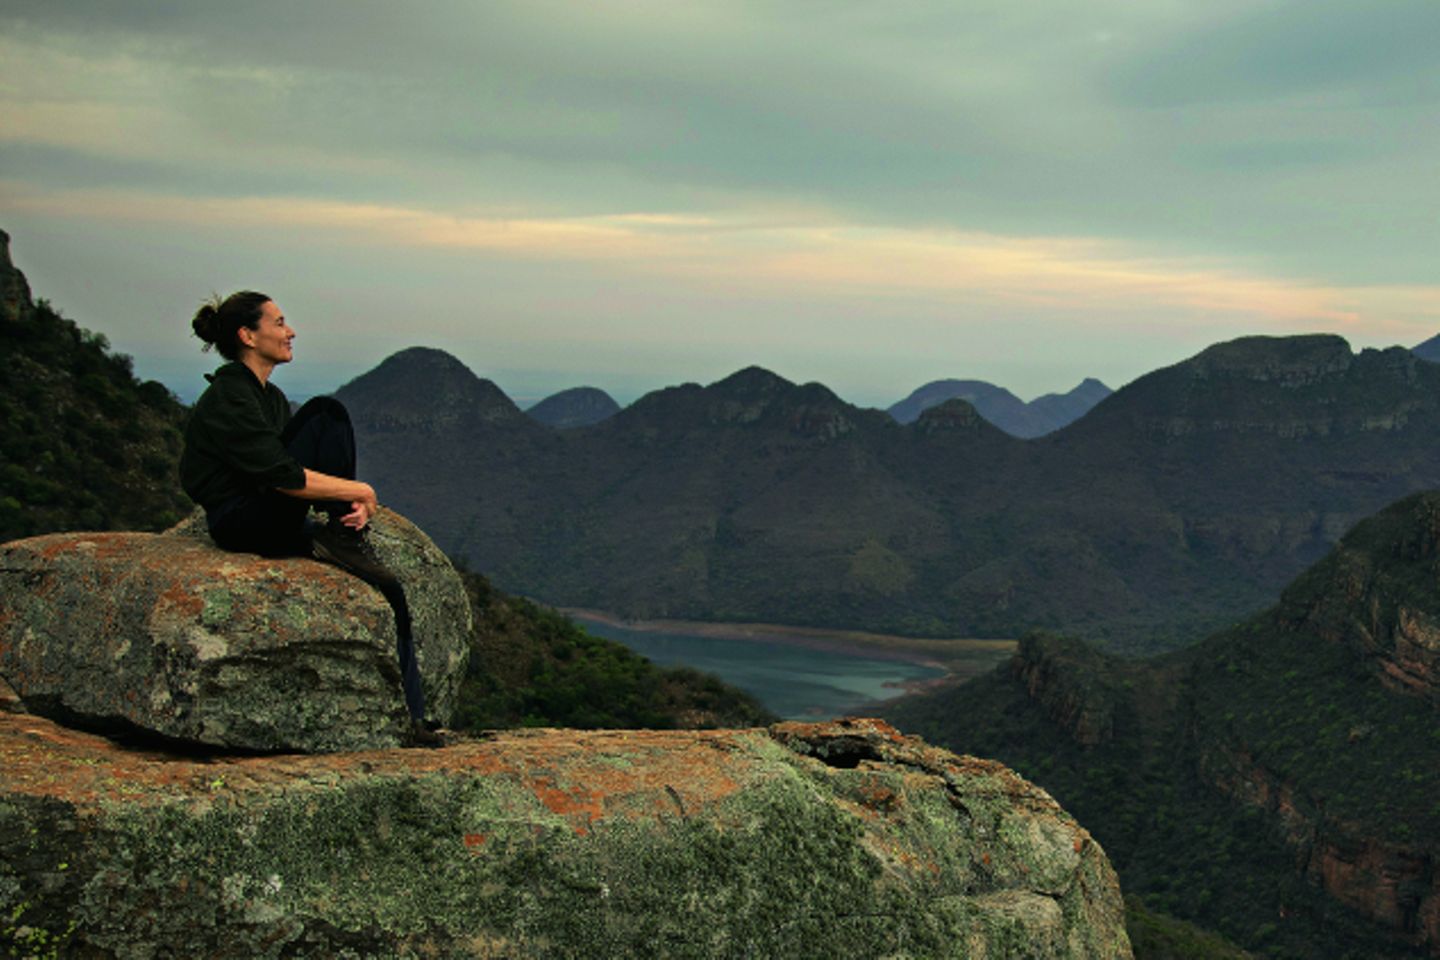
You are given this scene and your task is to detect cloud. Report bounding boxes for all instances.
[2,0,1437,404]
[8,179,1436,338]
[1110,0,1440,108]
[4,1,1436,287]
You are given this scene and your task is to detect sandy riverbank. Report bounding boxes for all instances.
[561,608,1016,678]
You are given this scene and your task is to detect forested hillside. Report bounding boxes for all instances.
[0,230,191,541]
[886,492,1440,959]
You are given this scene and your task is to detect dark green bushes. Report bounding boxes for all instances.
[452,569,775,732]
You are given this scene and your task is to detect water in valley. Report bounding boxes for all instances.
[572,616,950,720]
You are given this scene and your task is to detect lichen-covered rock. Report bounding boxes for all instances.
[167,507,473,723]
[0,715,1131,958]
[0,508,469,752]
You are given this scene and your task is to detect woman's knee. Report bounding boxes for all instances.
[293,395,351,424]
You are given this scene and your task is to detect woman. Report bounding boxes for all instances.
[179,290,435,744]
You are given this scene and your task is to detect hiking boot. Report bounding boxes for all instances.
[311,522,394,583]
[403,721,447,749]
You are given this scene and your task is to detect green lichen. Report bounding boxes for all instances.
[1,737,1128,958]
[200,589,233,628]
[284,603,309,632]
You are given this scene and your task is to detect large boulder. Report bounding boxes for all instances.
[0,508,469,752]
[0,715,1132,958]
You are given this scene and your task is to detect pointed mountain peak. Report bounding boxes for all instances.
[371,346,478,380]
[335,347,523,429]
[709,366,795,396]
[698,367,823,427]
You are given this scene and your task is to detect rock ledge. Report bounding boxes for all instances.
[0,715,1131,958]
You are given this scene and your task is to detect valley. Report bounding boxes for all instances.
[565,610,1013,719]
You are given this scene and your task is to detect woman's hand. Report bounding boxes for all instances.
[341,483,379,529]
[282,472,380,528]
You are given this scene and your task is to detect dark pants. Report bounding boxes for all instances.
[206,397,426,722]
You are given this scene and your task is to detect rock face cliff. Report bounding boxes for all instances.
[0,229,31,326]
[0,714,1131,958]
[0,509,470,752]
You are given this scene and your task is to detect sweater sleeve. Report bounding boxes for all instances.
[205,377,306,491]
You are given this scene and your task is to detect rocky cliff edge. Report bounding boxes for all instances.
[0,715,1130,958]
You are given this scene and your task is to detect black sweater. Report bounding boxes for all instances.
[179,362,305,508]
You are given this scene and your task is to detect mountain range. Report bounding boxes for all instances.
[885,491,1440,958]
[338,336,1440,653]
[887,377,1112,437]
[524,376,1112,439]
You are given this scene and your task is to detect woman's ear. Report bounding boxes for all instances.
[236,326,256,349]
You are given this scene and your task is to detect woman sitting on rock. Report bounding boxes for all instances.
[179,290,437,745]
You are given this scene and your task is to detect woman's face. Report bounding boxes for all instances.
[240,300,295,366]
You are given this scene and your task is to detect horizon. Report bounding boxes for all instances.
[7,225,1431,412]
[3,2,1438,409]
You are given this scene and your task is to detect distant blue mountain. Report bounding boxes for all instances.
[1412,334,1440,363]
[526,386,621,429]
[887,377,1111,438]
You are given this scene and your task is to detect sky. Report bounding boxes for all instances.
[2,1,1438,407]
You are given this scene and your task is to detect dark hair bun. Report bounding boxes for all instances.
[191,299,222,348]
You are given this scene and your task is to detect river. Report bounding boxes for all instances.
[567,612,1014,721]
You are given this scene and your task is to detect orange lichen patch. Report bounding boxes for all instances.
[26,532,143,562]
[531,778,605,834]
[773,716,907,744]
[890,848,941,877]
[463,833,488,850]
[1074,837,1085,853]
[855,782,901,814]
[155,582,204,619]
[0,713,765,819]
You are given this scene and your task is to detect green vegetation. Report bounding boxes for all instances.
[887,494,1440,958]
[1125,897,1252,960]
[888,641,1428,958]
[454,569,775,731]
[0,298,191,542]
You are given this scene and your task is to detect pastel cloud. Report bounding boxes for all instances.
[9,180,1436,341]
[2,1,1437,403]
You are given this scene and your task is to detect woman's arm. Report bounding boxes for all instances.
[278,469,379,528]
